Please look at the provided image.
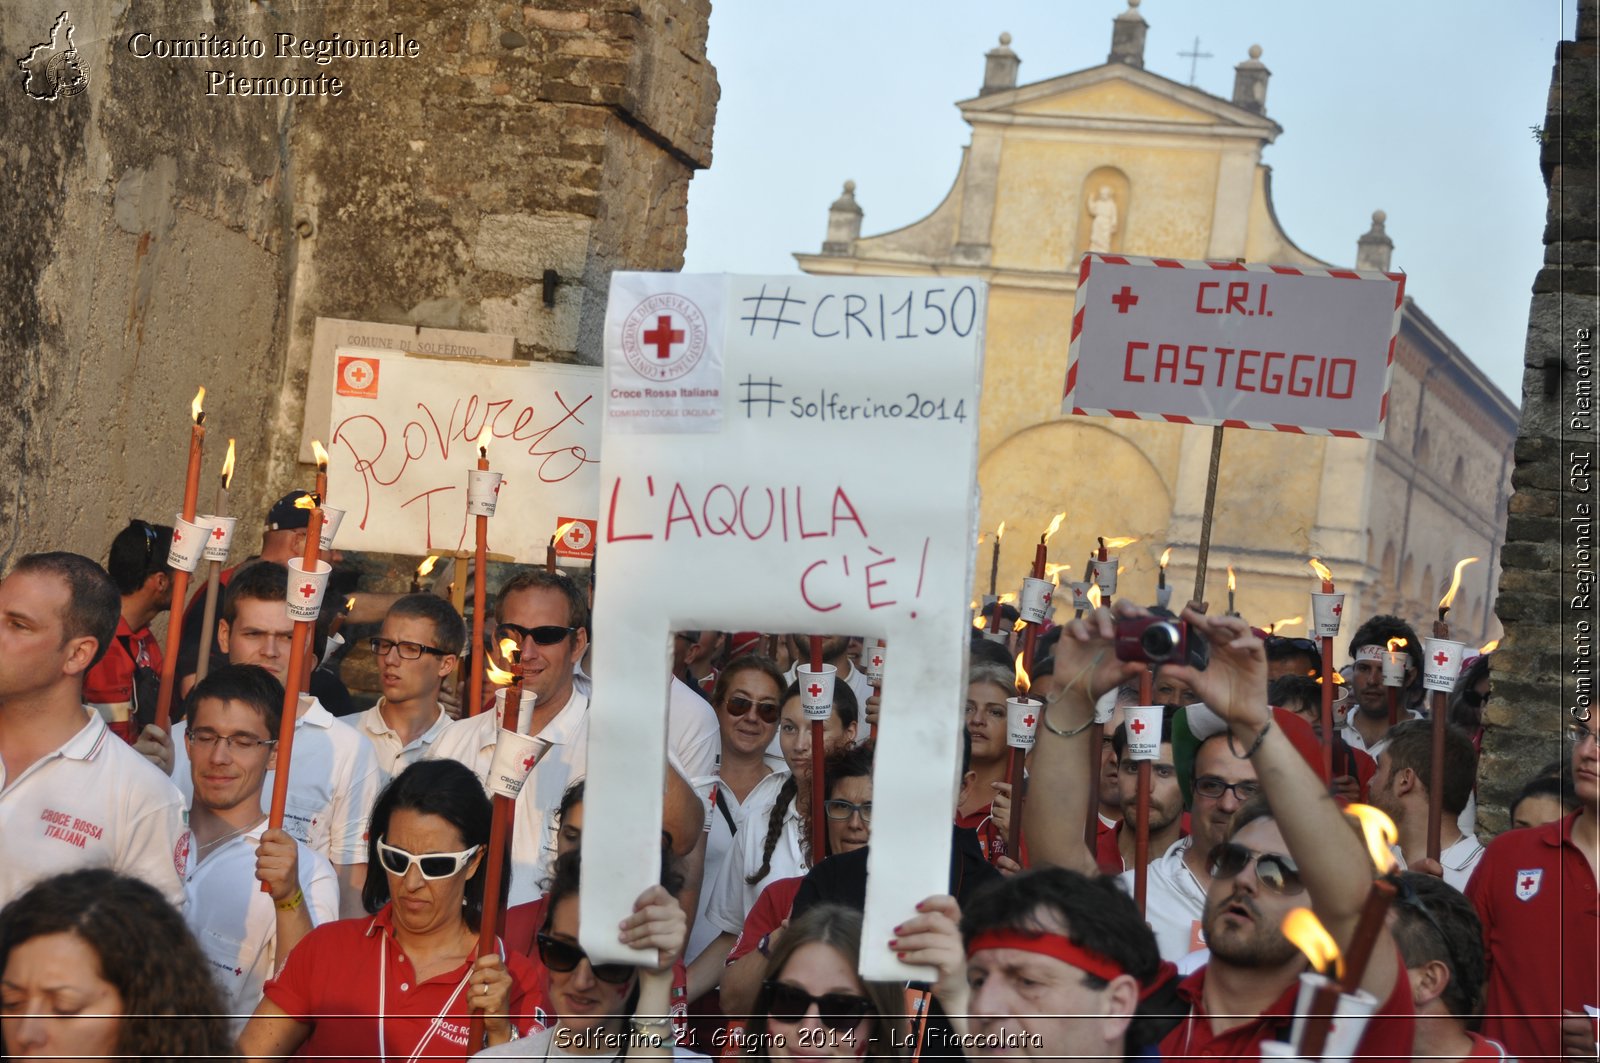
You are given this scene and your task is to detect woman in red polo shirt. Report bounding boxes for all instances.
[239,760,542,1060]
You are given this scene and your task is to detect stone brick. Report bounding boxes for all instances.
[525,7,589,30]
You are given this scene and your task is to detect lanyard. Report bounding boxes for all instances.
[376,931,502,1063]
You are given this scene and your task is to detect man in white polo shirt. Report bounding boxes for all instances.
[0,552,186,908]
[178,663,339,1032]
[165,560,384,917]
[356,594,462,774]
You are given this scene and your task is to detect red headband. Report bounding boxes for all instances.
[965,929,1124,983]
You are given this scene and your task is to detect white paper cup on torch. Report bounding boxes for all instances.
[1287,974,1379,1063]
[317,506,346,552]
[166,515,215,573]
[1258,1043,1311,1061]
[796,664,837,722]
[486,730,546,799]
[1309,593,1346,638]
[200,514,237,563]
[1090,558,1118,597]
[1124,705,1164,761]
[1382,650,1408,687]
[860,642,885,682]
[1018,577,1054,625]
[1421,638,1467,693]
[467,469,504,517]
[321,631,345,665]
[1006,697,1040,750]
[284,558,332,621]
[1069,581,1093,612]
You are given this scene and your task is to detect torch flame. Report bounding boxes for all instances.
[293,493,316,511]
[417,555,439,579]
[1102,536,1139,550]
[1042,512,1066,544]
[498,637,522,667]
[1479,639,1499,654]
[973,615,987,631]
[1159,547,1172,568]
[995,520,1006,541]
[220,439,236,489]
[1308,558,1333,583]
[1387,637,1408,652]
[1014,652,1030,695]
[1268,616,1303,635]
[311,439,329,472]
[1086,584,1102,610]
[1012,618,1028,633]
[475,422,491,457]
[484,652,515,686]
[1044,561,1071,584]
[1439,557,1480,611]
[1281,908,1344,980]
[998,592,1018,605]
[977,533,986,547]
[1227,566,1236,592]
[1346,803,1399,874]
[552,520,578,544]
[191,387,206,424]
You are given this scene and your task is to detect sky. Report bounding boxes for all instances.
[683,1,1579,405]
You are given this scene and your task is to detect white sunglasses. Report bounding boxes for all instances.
[376,838,481,880]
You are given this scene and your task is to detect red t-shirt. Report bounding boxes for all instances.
[264,906,544,1059]
[1465,810,1599,1062]
[1158,950,1414,1060]
[1464,1030,1514,1059]
[81,616,161,742]
[728,876,803,963]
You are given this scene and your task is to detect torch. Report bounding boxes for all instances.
[154,388,207,732]
[465,436,505,717]
[1281,907,1349,1059]
[1018,513,1064,675]
[1382,637,1408,727]
[988,521,1004,597]
[798,636,834,866]
[195,439,236,682]
[1081,585,1106,853]
[411,555,440,594]
[1004,653,1039,862]
[1341,803,1400,994]
[1092,537,1136,609]
[1426,559,1477,860]
[1155,548,1172,610]
[266,496,327,874]
[1309,559,1342,785]
[548,521,577,575]
[1226,565,1237,617]
[1127,671,1159,914]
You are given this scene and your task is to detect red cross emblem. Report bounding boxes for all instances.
[1521,875,1534,890]
[1331,602,1342,616]
[1041,589,1052,606]
[310,817,318,827]
[211,525,226,540]
[870,653,884,668]
[298,582,318,599]
[1022,714,1036,728]
[806,683,823,699]
[1433,650,1450,666]
[643,315,685,359]
[1129,718,1146,734]
[1515,868,1543,901]
[493,479,504,495]
[235,966,243,976]
[346,360,373,388]
[1111,286,1139,314]
[173,528,183,542]
[522,751,538,772]
[566,523,591,548]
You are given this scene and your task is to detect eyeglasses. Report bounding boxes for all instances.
[724,694,780,723]
[369,637,451,660]
[185,728,276,753]
[375,838,481,880]
[762,981,873,1033]
[494,622,576,648]
[823,798,872,823]
[136,521,158,570]
[1207,842,1304,895]
[1567,720,1599,748]
[535,932,636,984]
[1193,777,1262,801]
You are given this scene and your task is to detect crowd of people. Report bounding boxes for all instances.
[0,495,1593,1061]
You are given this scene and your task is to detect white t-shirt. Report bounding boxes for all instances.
[701,770,804,937]
[357,700,452,776]
[572,671,721,782]
[0,709,187,909]
[474,1025,707,1060]
[179,820,340,1034]
[1392,832,1487,892]
[428,690,590,907]
[171,698,386,866]
[1119,837,1209,962]
[686,771,769,963]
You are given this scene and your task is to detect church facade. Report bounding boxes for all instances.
[796,3,1516,647]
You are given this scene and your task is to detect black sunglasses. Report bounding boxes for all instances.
[724,694,780,723]
[1207,842,1304,895]
[762,980,873,1033]
[535,932,635,985]
[494,622,577,648]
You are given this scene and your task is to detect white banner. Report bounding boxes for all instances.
[326,350,601,562]
[581,273,985,980]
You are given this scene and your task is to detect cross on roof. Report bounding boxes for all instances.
[1178,36,1213,86]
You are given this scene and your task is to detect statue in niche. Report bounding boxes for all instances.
[1087,186,1120,253]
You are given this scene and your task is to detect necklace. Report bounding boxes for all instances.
[195,815,265,857]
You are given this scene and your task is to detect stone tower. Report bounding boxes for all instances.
[1487,0,1599,828]
[1,1,717,566]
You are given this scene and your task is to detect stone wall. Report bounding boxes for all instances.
[1,0,716,574]
[1485,0,1598,831]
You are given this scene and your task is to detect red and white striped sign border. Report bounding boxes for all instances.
[1063,253,1405,439]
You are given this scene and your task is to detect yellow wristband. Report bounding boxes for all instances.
[275,887,304,912]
